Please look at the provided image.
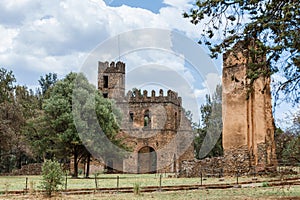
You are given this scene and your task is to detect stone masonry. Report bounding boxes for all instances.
[222,40,277,174]
[179,41,277,177]
[97,61,194,173]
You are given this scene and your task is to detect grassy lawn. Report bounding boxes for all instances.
[71,186,300,200]
[0,173,299,200]
[1,173,299,192]
[0,173,289,192]
[0,185,300,200]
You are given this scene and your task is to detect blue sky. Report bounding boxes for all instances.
[0,0,297,127]
[106,0,167,13]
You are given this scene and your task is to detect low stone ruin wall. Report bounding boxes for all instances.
[11,163,43,175]
[179,157,224,178]
[179,147,262,177]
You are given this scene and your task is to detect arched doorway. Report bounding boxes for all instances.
[138,146,156,173]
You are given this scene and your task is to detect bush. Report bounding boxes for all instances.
[262,182,269,187]
[40,160,64,196]
[133,182,141,195]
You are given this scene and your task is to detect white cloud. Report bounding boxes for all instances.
[0,0,209,121]
[0,25,18,53]
[0,0,202,77]
[163,0,193,9]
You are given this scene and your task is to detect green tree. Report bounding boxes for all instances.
[41,72,84,177]
[282,111,300,164]
[25,73,60,162]
[275,111,300,164]
[0,68,40,172]
[0,68,15,172]
[40,72,123,177]
[0,68,29,172]
[195,84,223,159]
[0,68,15,102]
[12,85,39,169]
[38,73,58,96]
[73,73,126,176]
[184,0,300,103]
[40,160,64,197]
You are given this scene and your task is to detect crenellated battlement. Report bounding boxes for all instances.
[126,89,182,106]
[95,60,193,174]
[98,61,125,74]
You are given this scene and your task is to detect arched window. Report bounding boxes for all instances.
[144,110,151,128]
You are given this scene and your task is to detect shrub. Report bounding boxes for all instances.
[262,182,269,187]
[40,160,64,196]
[133,182,141,195]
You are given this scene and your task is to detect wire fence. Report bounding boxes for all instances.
[0,162,299,194]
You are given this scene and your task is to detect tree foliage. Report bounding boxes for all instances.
[0,68,35,172]
[184,0,300,103]
[0,68,124,176]
[0,68,15,102]
[40,160,64,196]
[35,72,123,177]
[38,73,58,96]
[194,84,223,159]
[72,73,126,166]
[275,111,300,164]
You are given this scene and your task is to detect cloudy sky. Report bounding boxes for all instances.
[1,0,224,122]
[0,0,212,85]
[0,0,295,126]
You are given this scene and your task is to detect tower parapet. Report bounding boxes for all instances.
[126,89,182,106]
[98,61,125,74]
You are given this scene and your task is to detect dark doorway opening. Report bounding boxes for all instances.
[138,146,156,173]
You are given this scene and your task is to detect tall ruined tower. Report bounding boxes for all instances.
[222,41,277,173]
[98,61,125,100]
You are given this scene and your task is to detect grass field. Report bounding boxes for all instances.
[0,173,289,191]
[0,185,300,199]
[0,174,299,199]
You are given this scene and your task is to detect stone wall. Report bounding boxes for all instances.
[179,41,278,177]
[179,158,223,178]
[97,61,194,173]
[10,163,43,175]
[222,40,277,172]
[223,147,252,175]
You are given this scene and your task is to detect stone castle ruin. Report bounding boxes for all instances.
[98,61,194,173]
[181,41,277,176]
[88,40,277,175]
[222,41,277,173]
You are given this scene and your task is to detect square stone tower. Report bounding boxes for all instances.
[222,40,277,174]
[98,61,125,100]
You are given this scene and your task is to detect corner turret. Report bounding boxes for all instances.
[98,61,125,100]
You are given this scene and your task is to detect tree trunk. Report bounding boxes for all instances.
[73,148,78,178]
[85,153,91,178]
[16,151,22,169]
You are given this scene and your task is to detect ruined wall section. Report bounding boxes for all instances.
[120,89,190,173]
[222,41,276,174]
[222,52,248,150]
[122,89,182,131]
